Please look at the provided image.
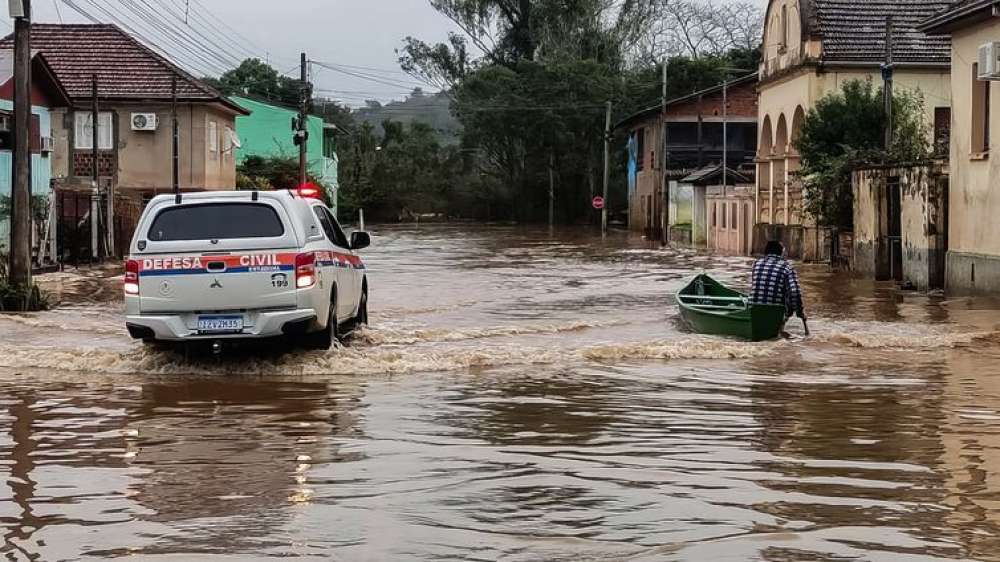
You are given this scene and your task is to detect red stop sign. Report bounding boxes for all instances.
[592,196,605,210]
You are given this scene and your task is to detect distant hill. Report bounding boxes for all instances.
[353,90,460,143]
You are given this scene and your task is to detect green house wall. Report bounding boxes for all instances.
[232,95,337,189]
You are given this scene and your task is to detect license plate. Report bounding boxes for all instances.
[197,315,244,333]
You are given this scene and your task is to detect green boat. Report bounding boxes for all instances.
[676,274,787,341]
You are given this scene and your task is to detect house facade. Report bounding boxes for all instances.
[231,95,339,210]
[0,24,250,256]
[0,51,71,254]
[757,0,953,260]
[615,75,758,240]
[922,2,1000,292]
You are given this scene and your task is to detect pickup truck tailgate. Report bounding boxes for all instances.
[138,251,298,313]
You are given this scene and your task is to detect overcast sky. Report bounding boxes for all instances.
[10,0,463,107]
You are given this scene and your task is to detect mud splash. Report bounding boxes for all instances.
[353,319,626,346]
[0,338,773,376]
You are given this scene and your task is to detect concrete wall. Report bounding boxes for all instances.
[669,180,693,225]
[51,102,239,195]
[945,20,1000,293]
[692,184,707,245]
[852,163,948,290]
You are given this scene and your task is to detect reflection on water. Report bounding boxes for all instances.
[1,225,1000,560]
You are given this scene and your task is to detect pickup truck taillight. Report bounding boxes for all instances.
[295,253,316,288]
[124,260,140,295]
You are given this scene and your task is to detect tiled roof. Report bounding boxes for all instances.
[0,24,243,110]
[811,0,952,64]
[920,0,997,33]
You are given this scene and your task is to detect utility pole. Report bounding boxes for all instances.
[171,76,179,197]
[298,52,309,186]
[661,59,669,244]
[722,75,728,198]
[9,0,32,287]
[91,75,101,259]
[882,15,895,152]
[602,100,611,235]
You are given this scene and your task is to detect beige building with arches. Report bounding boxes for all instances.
[756,0,952,259]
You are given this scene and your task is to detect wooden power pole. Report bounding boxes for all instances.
[9,0,32,287]
[601,100,611,235]
[91,74,101,259]
[660,59,669,245]
[298,52,309,186]
[882,15,894,152]
[171,76,179,197]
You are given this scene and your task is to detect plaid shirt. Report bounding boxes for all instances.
[751,255,803,315]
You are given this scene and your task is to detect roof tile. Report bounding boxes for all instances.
[813,0,952,64]
[0,24,227,102]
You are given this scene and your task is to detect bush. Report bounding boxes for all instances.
[0,251,49,311]
[0,279,48,311]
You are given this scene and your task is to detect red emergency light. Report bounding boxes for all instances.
[297,183,323,200]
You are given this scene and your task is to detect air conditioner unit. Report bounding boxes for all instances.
[131,112,159,131]
[978,42,1000,80]
[40,136,53,153]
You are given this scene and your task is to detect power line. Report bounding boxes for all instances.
[312,60,430,91]
[73,0,228,75]
[160,0,257,61]
[140,0,247,67]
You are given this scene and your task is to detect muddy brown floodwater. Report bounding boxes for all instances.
[3,225,1000,561]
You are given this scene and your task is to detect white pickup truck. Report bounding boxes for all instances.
[124,188,370,350]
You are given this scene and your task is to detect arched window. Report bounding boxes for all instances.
[781,5,788,49]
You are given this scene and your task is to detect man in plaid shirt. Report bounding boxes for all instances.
[751,240,805,320]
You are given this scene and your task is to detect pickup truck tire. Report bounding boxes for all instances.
[304,292,339,350]
[355,284,369,326]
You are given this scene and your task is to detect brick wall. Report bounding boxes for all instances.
[73,151,116,177]
[666,81,758,118]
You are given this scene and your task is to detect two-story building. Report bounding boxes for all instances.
[616,74,758,243]
[757,0,952,260]
[922,1,1000,292]
[1,24,250,255]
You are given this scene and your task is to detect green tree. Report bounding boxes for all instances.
[205,58,302,105]
[796,79,931,229]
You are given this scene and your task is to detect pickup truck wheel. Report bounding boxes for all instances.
[305,297,339,350]
[355,289,369,326]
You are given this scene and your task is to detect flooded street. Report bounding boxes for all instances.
[3,225,1000,561]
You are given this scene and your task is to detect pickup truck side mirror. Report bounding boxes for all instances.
[350,231,371,251]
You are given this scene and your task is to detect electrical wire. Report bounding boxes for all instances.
[71,0,228,76]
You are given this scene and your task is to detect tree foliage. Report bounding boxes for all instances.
[204,58,302,105]
[397,0,762,223]
[796,79,931,229]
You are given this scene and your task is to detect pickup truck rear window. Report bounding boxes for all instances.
[147,203,285,241]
